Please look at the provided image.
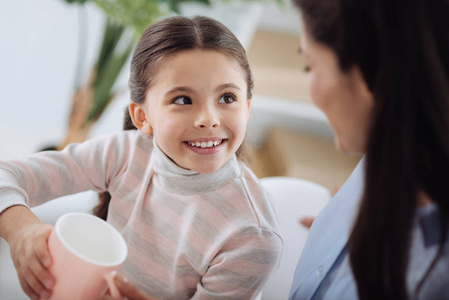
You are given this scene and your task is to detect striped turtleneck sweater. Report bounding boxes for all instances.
[0,130,283,299]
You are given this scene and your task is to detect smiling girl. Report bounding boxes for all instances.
[0,16,282,300]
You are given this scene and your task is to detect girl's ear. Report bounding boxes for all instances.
[129,103,153,135]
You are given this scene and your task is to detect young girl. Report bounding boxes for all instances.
[0,16,282,300]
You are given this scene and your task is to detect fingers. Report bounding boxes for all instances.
[115,274,155,300]
[34,233,52,269]
[11,224,54,299]
[22,262,52,299]
[21,244,53,299]
[299,216,315,229]
[33,232,55,290]
[18,276,40,300]
[15,261,37,300]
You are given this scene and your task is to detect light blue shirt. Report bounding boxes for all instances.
[289,157,364,300]
[289,157,449,299]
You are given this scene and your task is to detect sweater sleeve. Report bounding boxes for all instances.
[192,226,283,300]
[0,132,131,214]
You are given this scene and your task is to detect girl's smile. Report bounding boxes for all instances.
[184,138,227,155]
[129,49,250,174]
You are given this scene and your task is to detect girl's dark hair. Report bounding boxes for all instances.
[94,16,254,220]
[293,0,449,299]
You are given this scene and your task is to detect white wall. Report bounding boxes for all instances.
[0,1,105,131]
[0,1,116,159]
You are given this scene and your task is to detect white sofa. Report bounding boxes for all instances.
[258,177,330,300]
[0,177,329,300]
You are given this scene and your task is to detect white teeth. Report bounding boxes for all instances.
[188,140,222,148]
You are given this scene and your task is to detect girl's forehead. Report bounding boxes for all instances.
[151,50,247,86]
[162,49,239,68]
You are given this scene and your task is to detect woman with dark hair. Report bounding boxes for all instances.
[289,0,449,299]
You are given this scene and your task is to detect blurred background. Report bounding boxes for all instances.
[0,0,361,189]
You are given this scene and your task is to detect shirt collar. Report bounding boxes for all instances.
[418,203,448,248]
[150,139,240,195]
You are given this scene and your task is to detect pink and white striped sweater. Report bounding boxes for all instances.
[0,130,283,299]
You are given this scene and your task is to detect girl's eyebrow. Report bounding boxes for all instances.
[214,83,241,92]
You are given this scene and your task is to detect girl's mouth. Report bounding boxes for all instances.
[183,138,227,155]
[186,139,224,148]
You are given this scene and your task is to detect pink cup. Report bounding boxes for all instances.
[47,212,128,300]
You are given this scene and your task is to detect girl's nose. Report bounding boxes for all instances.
[194,107,220,129]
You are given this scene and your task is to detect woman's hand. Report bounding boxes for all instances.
[100,274,158,300]
[298,186,340,229]
[0,206,55,300]
[299,217,315,229]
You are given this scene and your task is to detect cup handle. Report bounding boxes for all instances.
[103,271,123,300]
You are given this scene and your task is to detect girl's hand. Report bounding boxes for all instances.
[100,274,158,300]
[9,222,55,300]
[1,206,55,300]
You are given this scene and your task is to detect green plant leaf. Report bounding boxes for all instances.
[88,38,134,121]
[162,0,211,13]
[96,19,126,77]
[93,0,166,39]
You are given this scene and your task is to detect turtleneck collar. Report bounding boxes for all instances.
[150,139,241,195]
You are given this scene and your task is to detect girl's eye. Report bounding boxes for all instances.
[173,96,192,105]
[218,93,236,104]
